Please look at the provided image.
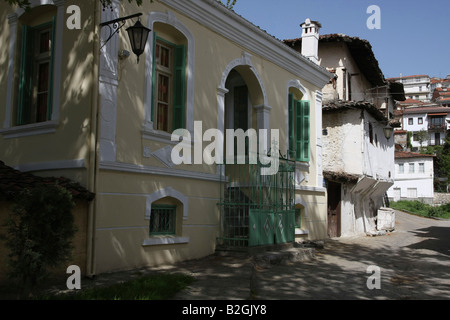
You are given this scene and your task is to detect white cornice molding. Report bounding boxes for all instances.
[160,0,332,89]
[99,161,222,182]
[14,159,86,172]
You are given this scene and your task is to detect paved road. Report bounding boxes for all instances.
[39,210,449,301]
[171,210,450,300]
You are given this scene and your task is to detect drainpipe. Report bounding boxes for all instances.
[86,2,101,278]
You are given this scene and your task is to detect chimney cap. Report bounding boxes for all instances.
[301,18,322,29]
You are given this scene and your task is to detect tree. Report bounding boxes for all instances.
[440,132,450,188]
[415,129,428,150]
[222,0,237,9]
[4,0,236,10]
[2,185,77,297]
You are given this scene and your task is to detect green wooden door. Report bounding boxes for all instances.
[249,210,274,247]
[275,211,295,244]
[249,210,295,246]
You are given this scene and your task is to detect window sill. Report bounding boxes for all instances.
[141,124,195,145]
[295,228,309,235]
[0,120,58,139]
[142,126,175,144]
[142,236,190,246]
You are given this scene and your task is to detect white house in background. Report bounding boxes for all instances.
[402,106,450,149]
[387,151,435,204]
[388,75,431,102]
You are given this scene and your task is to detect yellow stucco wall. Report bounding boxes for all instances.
[0,1,97,187]
[0,0,330,275]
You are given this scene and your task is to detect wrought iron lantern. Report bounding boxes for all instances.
[100,13,150,64]
[126,19,150,63]
[383,125,393,140]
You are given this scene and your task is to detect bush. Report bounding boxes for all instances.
[390,200,450,219]
[2,184,77,296]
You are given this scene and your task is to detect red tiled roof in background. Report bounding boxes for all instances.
[395,151,435,159]
[387,75,429,80]
[0,161,95,201]
[402,106,450,115]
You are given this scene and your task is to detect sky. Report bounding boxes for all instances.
[232,0,450,79]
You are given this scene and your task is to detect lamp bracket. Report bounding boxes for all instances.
[99,13,143,50]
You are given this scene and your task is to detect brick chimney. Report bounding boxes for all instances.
[301,18,321,64]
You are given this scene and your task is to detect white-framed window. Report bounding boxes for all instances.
[409,163,415,173]
[407,188,417,199]
[144,12,195,141]
[1,2,64,139]
[17,21,55,125]
[419,163,425,173]
[398,163,404,174]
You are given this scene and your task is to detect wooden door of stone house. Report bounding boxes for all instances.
[327,181,341,238]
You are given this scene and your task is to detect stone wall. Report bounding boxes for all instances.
[434,193,450,205]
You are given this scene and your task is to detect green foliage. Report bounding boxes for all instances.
[415,130,428,148]
[223,0,237,9]
[2,185,77,295]
[406,131,413,150]
[440,132,450,179]
[390,200,450,219]
[3,0,151,10]
[43,273,194,300]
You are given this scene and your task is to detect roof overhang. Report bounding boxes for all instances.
[163,0,333,89]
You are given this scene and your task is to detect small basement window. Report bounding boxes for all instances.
[150,204,177,235]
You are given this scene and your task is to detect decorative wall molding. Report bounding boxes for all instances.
[142,237,190,246]
[315,90,324,187]
[100,161,222,183]
[160,0,331,89]
[145,186,189,220]
[14,159,86,172]
[98,0,120,162]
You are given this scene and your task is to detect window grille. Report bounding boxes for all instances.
[150,205,176,235]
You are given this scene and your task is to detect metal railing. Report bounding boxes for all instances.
[217,153,296,247]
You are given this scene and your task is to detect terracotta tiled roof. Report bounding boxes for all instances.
[395,151,435,159]
[399,99,424,105]
[323,100,388,122]
[284,33,385,87]
[402,106,450,115]
[0,160,95,201]
[387,75,429,80]
[324,171,359,183]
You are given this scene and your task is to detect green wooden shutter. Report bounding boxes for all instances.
[288,93,295,158]
[151,32,157,123]
[172,44,186,131]
[47,16,56,121]
[300,101,310,162]
[18,25,34,125]
[295,100,302,161]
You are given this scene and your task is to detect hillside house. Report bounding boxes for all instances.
[387,151,435,204]
[285,22,404,237]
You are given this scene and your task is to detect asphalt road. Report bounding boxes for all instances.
[251,210,450,300]
[26,210,448,301]
[172,210,450,300]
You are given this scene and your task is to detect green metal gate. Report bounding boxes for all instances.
[218,154,296,248]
